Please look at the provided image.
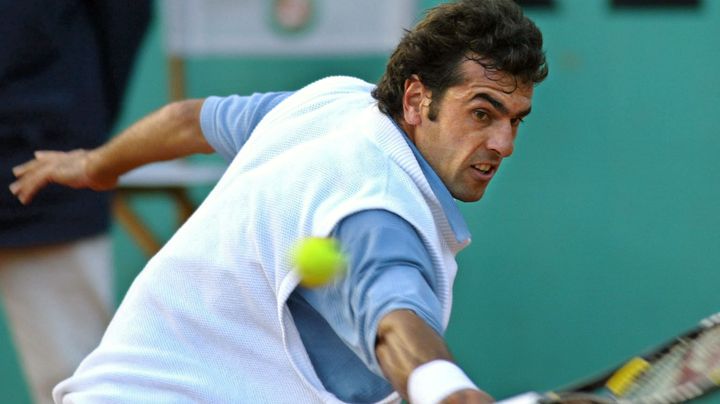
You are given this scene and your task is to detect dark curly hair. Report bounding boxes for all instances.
[372,0,548,120]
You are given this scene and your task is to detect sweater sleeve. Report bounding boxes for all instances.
[199,92,292,161]
[292,209,443,377]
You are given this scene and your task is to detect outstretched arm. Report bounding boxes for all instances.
[10,99,212,204]
[376,310,493,403]
[298,209,493,404]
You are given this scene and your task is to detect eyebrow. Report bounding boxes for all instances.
[472,93,532,118]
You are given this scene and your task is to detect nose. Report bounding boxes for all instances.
[487,121,515,158]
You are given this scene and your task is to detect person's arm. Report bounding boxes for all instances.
[376,310,493,403]
[10,92,293,204]
[295,210,493,403]
[9,99,211,204]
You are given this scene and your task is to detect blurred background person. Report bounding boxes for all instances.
[0,2,151,402]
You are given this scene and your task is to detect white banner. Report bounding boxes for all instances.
[162,0,419,56]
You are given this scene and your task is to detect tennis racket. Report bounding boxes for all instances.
[499,312,720,404]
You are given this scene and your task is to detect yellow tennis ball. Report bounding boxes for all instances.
[291,237,346,288]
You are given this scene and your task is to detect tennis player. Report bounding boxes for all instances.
[10,0,547,402]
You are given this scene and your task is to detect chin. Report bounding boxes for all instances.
[452,188,486,202]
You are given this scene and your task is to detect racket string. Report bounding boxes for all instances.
[619,325,720,403]
[540,317,720,404]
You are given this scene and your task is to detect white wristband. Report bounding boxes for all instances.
[407,360,480,404]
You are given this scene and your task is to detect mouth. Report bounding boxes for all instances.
[470,162,497,181]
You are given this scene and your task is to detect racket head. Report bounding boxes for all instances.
[539,312,720,404]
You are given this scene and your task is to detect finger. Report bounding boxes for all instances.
[10,179,35,205]
[8,181,20,196]
[35,149,83,159]
[16,175,51,205]
[12,158,42,177]
[33,150,56,159]
[11,166,54,205]
[10,174,37,205]
[15,150,72,177]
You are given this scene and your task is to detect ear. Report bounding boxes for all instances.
[402,75,430,127]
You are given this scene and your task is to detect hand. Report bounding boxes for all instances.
[440,388,495,404]
[9,149,117,204]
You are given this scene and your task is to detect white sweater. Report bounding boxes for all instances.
[54,76,466,403]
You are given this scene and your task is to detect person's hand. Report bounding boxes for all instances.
[9,149,117,204]
[440,388,495,403]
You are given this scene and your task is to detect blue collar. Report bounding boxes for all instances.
[390,119,471,244]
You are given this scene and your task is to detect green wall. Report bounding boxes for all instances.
[450,1,720,399]
[2,1,719,401]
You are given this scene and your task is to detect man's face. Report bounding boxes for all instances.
[402,59,534,202]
